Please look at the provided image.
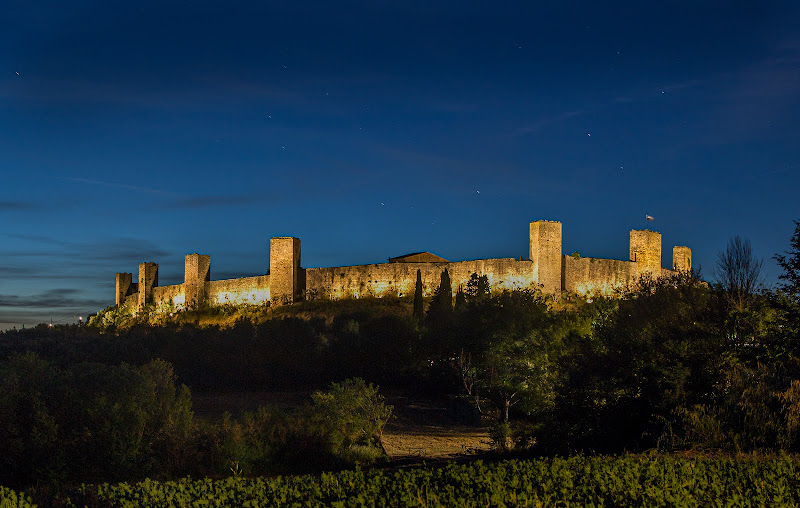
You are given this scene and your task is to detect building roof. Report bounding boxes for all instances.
[387,251,450,263]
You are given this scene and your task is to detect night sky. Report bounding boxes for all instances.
[2,1,799,329]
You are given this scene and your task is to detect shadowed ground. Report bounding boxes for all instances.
[192,391,491,461]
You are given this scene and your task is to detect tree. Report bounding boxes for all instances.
[423,269,456,358]
[426,269,453,321]
[715,235,764,312]
[484,329,558,423]
[771,220,800,360]
[310,378,392,456]
[465,273,490,302]
[775,220,800,298]
[543,272,725,453]
[413,269,424,321]
[454,285,467,313]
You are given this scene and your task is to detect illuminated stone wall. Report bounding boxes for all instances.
[113,221,692,311]
[207,275,270,306]
[152,284,185,308]
[562,256,637,296]
[305,258,537,300]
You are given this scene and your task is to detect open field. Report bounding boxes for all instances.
[381,395,490,460]
[192,390,491,462]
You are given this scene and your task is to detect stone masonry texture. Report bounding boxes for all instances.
[114,220,691,310]
[270,237,301,304]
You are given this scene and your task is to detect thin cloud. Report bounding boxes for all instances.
[374,144,524,181]
[514,109,587,135]
[697,37,800,145]
[0,266,90,280]
[60,177,271,210]
[59,177,178,197]
[0,234,170,263]
[2,233,72,246]
[0,200,37,211]
[165,193,266,209]
[0,289,106,309]
[87,239,171,262]
[612,80,704,104]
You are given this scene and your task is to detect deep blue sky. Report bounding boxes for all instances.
[2,1,799,329]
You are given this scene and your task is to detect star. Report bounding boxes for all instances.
[587,133,591,137]
[15,71,19,76]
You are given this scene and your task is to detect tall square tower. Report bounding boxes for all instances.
[630,230,662,274]
[184,253,211,310]
[270,237,301,304]
[673,246,692,272]
[137,262,158,308]
[115,272,134,306]
[529,220,562,294]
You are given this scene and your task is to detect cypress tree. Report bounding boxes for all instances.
[776,220,800,297]
[413,269,424,321]
[427,268,453,320]
[454,284,467,313]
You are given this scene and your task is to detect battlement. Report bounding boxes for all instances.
[112,220,691,310]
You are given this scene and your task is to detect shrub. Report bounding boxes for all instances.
[0,354,194,488]
[310,378,393,464]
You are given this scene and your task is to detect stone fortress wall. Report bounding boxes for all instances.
[113,220,692,311]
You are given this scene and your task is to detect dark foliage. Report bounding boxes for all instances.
[776,220,800,298]
[715,235,764,312]
[413,269,424,321]
[0,355,192,489]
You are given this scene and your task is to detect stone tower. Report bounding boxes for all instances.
[137,262,158,308]
[673,246,692,272]
[115,272,134,306]
[270,237,301,304]
[629,230,662,274]
[529,220,562,294]
[184,253,211,310]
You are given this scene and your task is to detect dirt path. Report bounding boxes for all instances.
[381,396,490,460]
